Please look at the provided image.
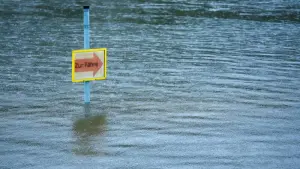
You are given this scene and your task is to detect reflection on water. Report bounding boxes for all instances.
[72,105,107,156]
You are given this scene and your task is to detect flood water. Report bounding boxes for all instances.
[1,0,300,168]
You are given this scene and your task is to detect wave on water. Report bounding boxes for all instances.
[114,1,300,24]
[1,0,299,24]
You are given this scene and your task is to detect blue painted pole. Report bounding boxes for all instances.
[83,6,90,104]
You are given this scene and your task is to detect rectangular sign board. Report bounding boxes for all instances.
[72,48,107,82]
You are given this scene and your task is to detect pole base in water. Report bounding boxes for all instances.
[84,81,90,104]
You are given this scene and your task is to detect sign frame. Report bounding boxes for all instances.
[72,48,107,82]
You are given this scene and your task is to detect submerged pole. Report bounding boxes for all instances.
[83,6,90,104]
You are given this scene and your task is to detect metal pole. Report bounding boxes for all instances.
[83,6,90,104]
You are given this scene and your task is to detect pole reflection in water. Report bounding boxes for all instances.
[72,104,107,156]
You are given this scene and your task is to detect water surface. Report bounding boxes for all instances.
[1,0,300,168]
